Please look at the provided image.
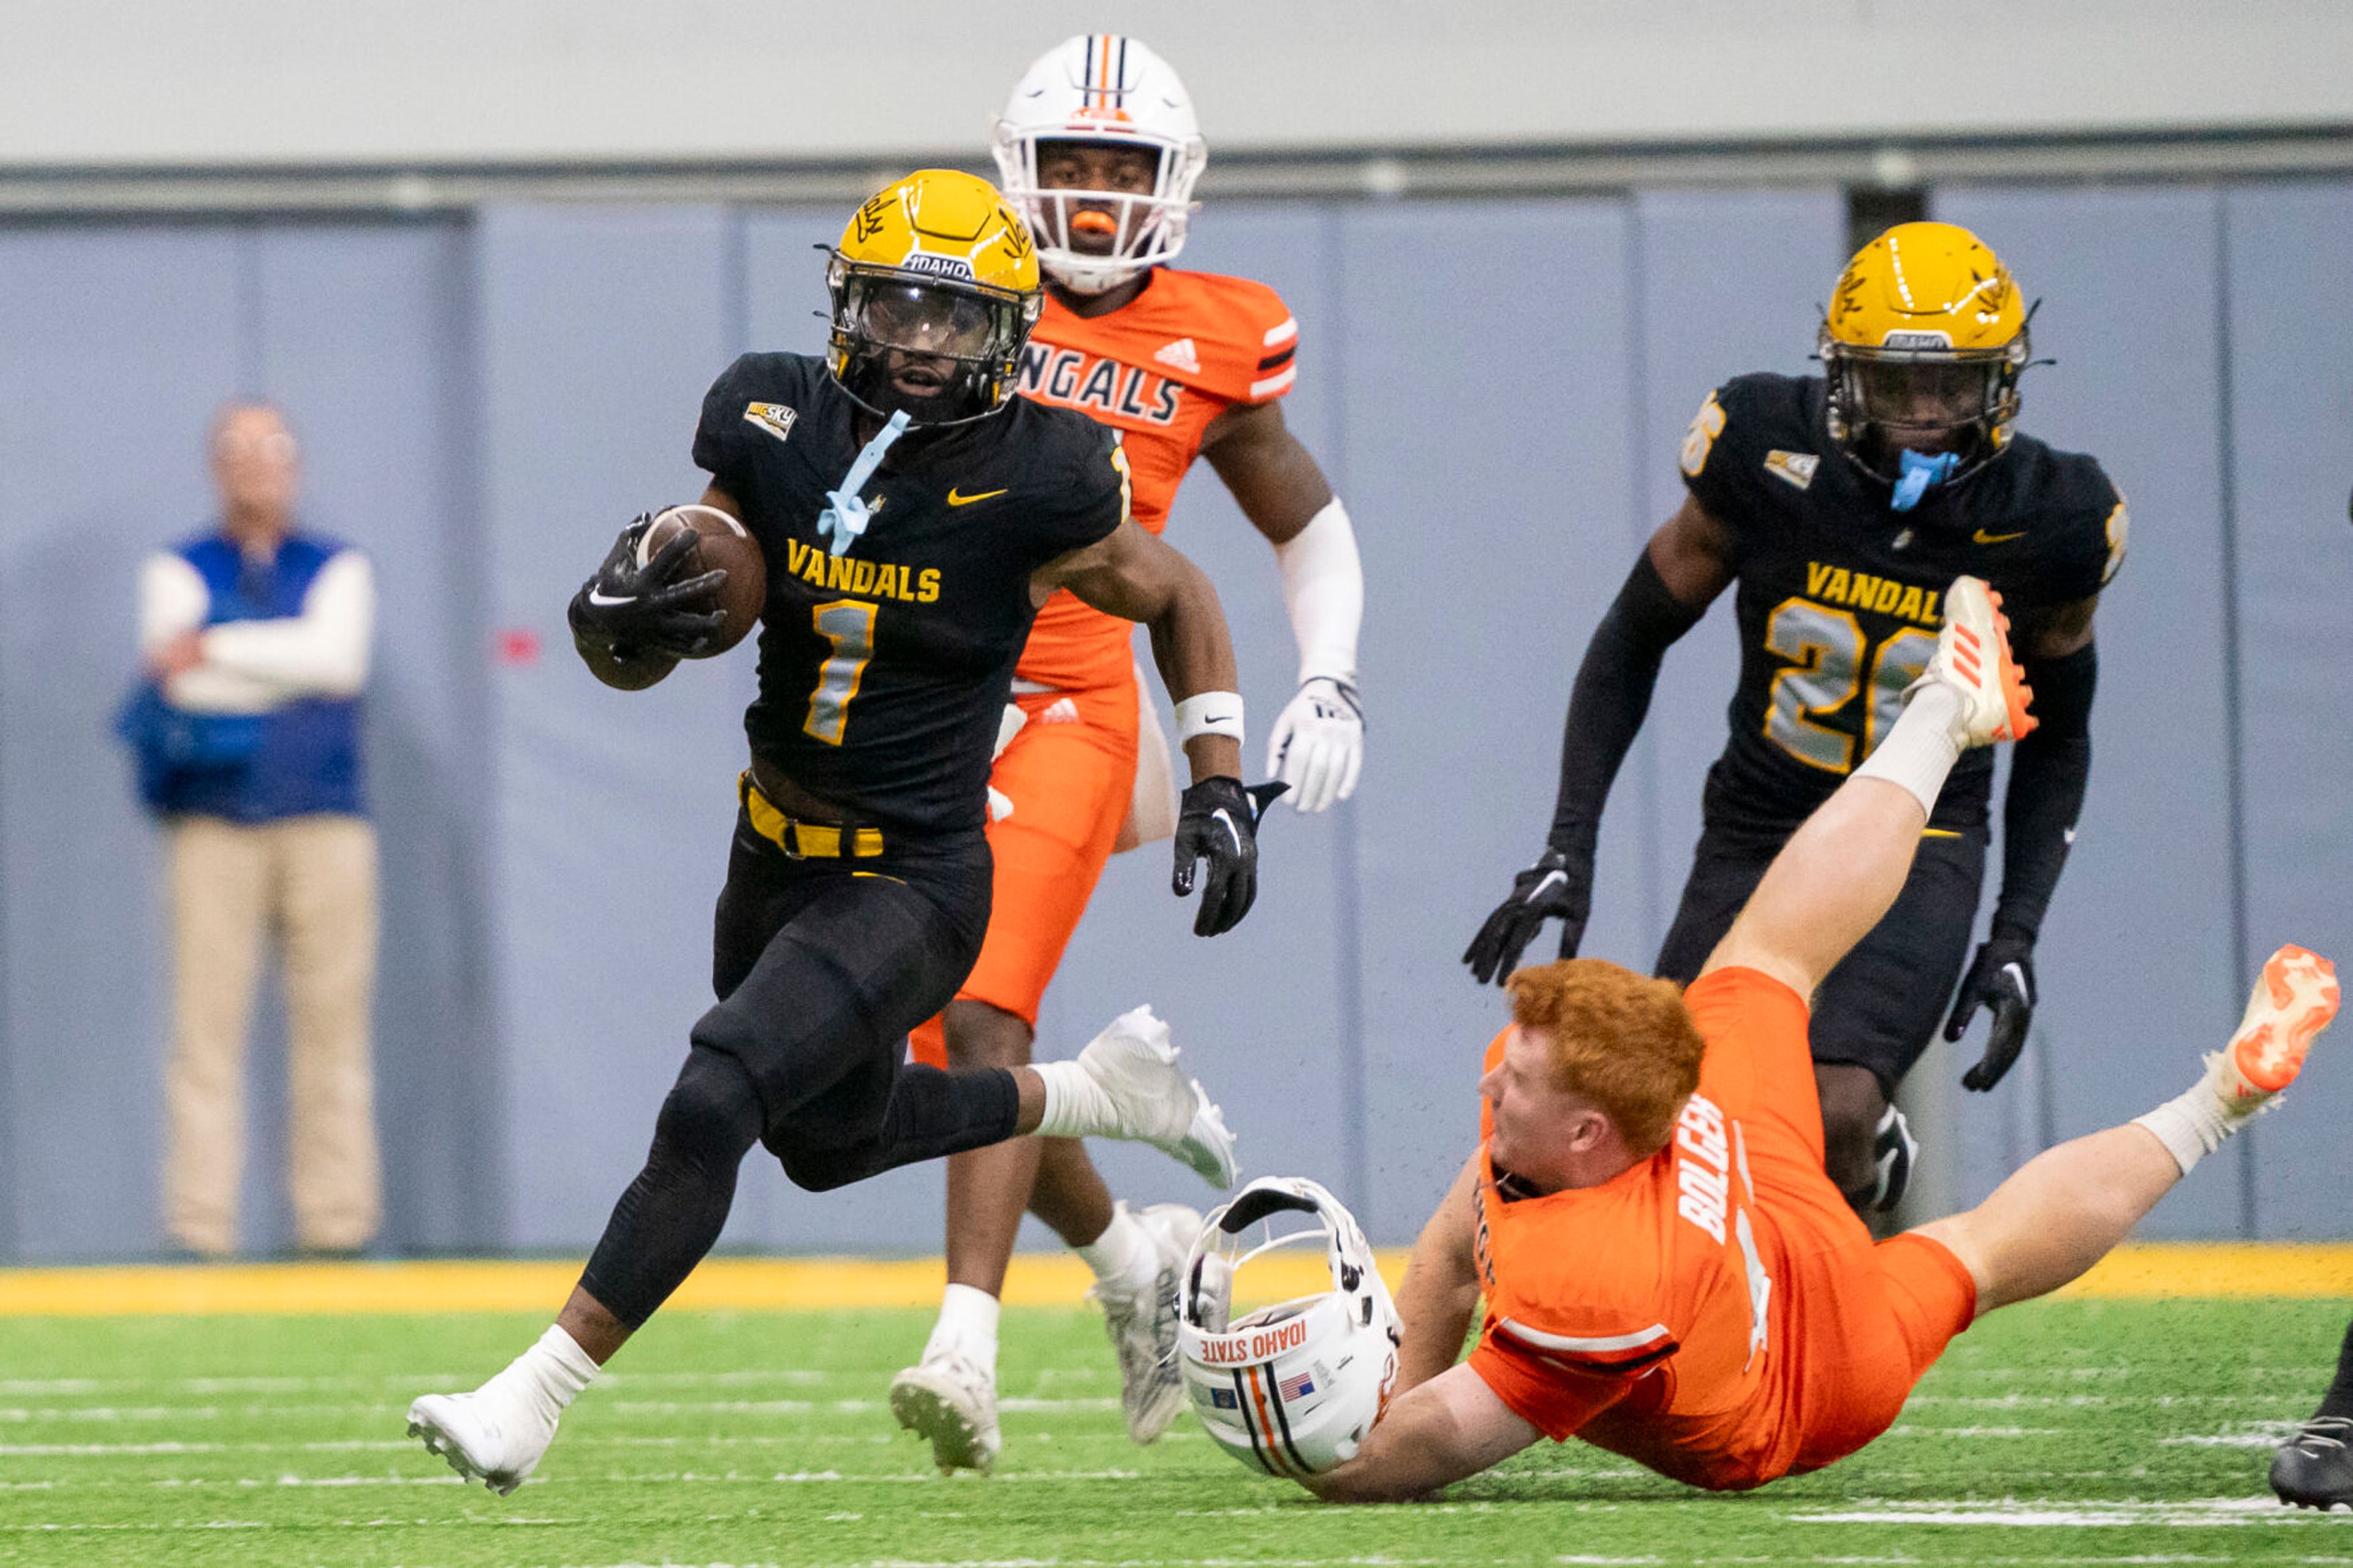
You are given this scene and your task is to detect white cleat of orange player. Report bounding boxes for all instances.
[2212,944,2340,1110]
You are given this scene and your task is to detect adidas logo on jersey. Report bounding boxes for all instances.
[1039,697,1081,725]
[1154,338,1201,374]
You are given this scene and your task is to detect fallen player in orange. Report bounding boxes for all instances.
[1308,575,2338,1500]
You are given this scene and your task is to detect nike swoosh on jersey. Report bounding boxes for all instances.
[946,487,1009,507]
[1972,528,2027,544]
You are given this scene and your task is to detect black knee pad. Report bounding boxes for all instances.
[652,1047,763,1175]
[767,1132,868,1194]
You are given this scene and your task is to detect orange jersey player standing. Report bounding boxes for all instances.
[891,33,1366,1475]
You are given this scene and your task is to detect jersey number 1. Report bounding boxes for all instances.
[804,599,876,745]
[1762,597,1936,773]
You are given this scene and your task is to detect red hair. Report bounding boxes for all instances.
[1505,958,1706,1156]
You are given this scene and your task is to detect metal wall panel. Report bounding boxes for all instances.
[1624,189,1848,963]
[2221,180,2353,1238]
[246,223,493,1253]
[1340,198,1643,1240]
[1934,186,2241,1235]
[476,205,752,1251]
[0,230,240,1259]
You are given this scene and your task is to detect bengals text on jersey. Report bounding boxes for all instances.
[1010,267,1298,691]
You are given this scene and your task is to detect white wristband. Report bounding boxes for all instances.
[1173,691,1245,746]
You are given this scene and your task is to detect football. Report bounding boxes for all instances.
[637,504,767,657]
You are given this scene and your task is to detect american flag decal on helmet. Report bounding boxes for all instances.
[1278,1369,1316,1400]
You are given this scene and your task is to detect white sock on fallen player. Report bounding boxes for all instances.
[2132,1067,2270,1177]
[1853,682,1966,817]
[1075,1202,1155,1297]
[924,1283,1001,1369]
[487,1324,599,1424]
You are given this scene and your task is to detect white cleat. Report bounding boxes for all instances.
[889,1350,1001,1475]
[1094,1202,1201,1445]
[406,1387,555,1498]
[1922,574,2037,748]
[1074,1007,1237,1189]
[2205,943,2340,1112]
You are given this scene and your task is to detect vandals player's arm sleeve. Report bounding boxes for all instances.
[1545,548,1710,862]
[1993,637,2094,943]
[1991,472,2122,944]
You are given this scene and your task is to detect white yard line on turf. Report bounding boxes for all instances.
[1789,1496,2335,1527]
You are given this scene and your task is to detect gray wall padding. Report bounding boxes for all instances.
[1,181,2345,1260]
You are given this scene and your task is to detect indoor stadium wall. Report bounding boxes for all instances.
[0,179,2345,1262]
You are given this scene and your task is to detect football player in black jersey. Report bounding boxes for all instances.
[1466,222,2128,1218]
[406,170,1275,1497]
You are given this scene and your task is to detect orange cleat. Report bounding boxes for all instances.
[2216,945,2340,1106]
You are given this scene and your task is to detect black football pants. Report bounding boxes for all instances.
[1654,817,1988,1097]
[580,811,1021,1328]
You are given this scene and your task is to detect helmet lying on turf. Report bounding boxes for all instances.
[1176,1176,1400,1478]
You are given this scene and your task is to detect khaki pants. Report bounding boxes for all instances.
[162,814,380,1255]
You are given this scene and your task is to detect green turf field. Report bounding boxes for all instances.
[1,1299,2344,1567]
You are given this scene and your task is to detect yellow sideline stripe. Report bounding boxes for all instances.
[0,1243,2345,1318]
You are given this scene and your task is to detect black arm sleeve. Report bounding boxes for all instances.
[1543,552,1709,857]
[1991,640,2097,942]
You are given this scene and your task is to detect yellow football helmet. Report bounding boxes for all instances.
[1819,221,2031,485]
[825,169,1044,425]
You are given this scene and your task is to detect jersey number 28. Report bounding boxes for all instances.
[1762,597,1936,773]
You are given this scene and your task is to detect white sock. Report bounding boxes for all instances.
[2132,1055,2272,1177]
[923,1282,1001,1368]
[1076,1202,1156,1296]
[489,1325,598,1423]
[1854,682,1965,816]
[1033,1059,1118,1140]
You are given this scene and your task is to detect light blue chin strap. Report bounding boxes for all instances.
[816,409,912,556]
[1890,448,1959,513]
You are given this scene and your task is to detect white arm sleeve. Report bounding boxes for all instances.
[140,552,279,714]
[1273,497,1363,686]
[195,551,375,700]
[137,553,209,653]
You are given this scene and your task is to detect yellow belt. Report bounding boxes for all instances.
[739,772,885,860]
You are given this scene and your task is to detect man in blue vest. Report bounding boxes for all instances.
[135,403,379,1257]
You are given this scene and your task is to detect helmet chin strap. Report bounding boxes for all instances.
[1890,448,1960,512]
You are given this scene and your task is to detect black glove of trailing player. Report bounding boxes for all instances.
[566,515,727,661]
[1462,847,1593,986]
[1172,778,1287,937]
[1945,933,2037,1091]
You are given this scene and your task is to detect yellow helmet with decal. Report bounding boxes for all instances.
[1819,221,2032,487]
[825,169,1044,425]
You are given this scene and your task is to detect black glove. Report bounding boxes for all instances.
[1945,934,2037,1091]
[566,516,727,660]
[1462,847,1592,986]
[1171,778,1286,937]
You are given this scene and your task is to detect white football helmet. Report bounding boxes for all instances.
[1176,1176,1401,1479]
[991,34,1208,295]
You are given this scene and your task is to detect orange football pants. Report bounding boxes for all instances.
[909,676,1139,1062]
